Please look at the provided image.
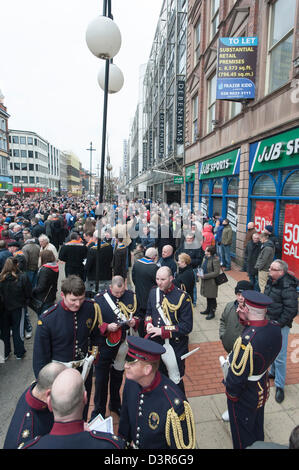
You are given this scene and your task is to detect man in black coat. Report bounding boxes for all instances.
[31,217,45,239]
[132,247,158,335]
[244,232,261,291]
[59,232,87,280]
[85,233,113,294]
[264,259,298,404]
[3,362,65,449]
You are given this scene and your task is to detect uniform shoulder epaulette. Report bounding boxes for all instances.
[89,431,124,448]
[19,435,41,449]
[85,298,95,304]
[39,303,59,319]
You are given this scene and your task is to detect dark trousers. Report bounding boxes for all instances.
[0,308,26,358]
[91,346,123,419]
[228,399,265,449]
[207,298,217,312]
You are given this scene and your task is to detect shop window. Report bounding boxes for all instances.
[212,178,223,194]
[227,176,239,195]
[267,0,295,93]
[282,170,299,196]
[201,182,209,194]
[251,173,277,196]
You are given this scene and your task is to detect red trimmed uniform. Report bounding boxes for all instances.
[225,318,282,449]
[20,420,125,449]
[3,382,53,449]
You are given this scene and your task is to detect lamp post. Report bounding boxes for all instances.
[86,141,96,197]
[19,179,24,197]
[86,0,124,292]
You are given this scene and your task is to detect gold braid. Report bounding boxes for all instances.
[230,336,254,377]
[161,293,186,324]
[93,302,103,328]
[118,295,137,320]
[165,401,196,449]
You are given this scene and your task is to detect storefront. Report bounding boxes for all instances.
[185,164,195,211]
[198,149,240,255]
[248,127,299,278]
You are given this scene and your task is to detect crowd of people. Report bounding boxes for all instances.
[0,194,298,450]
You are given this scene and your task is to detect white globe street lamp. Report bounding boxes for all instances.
[97,62,124,94]
[85,15,121,60]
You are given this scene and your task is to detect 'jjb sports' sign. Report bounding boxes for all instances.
[249,127,299,173]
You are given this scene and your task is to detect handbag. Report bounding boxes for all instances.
[29,285,52,315]
[212,259,228,286]
[214,267,228,286]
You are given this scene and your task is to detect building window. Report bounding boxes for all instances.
[230,101,242,119]
[12,136,19,144]
[192,94,198,142]
[20,136,26,144]
[14,163,20,170]
[21,150,27,158]
[207,73,217,133]
[267,0,295,93]
[28,150,34,158]
[29,176,35,183]
[211,0,220,40]
[21,163,27,171]
[27,137,33,145]
[194,19,201,66]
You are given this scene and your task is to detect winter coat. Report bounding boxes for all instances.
[31,223,45,239]
[112,245,128,279]
[214,218,224,244]
[244,240,261,276]
[0,249,12,272]
[201,225,215,251]
[32,263,59,304]
[200,255,220,299]
[175,245,202,269]
[221,224,233,246]
[219,300,244,353]
[264,272,298,328]
[22,239,41,271]
[254,240,275,272]
[0,272,32,311]
[132,258,158,310]
[173,265,195,301]
[157,255,177,276]
[85,242,113,281]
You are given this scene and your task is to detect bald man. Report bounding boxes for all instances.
[4,362,66,449]
[157,244,177,276]
[145,266,193,392]
[22,369,125,449]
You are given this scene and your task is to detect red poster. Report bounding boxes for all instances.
[282,204,299,279]
[254,201,274,233]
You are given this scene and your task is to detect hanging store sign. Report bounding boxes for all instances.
[174,176,184,184]
[176,80,185,144]
[250,127,299,173]
[159,112,165,157]
[282,204,299,278]
[216,37,258,100]
[198,149,240,180]
[254,200,274,233]
[185,164,195,182]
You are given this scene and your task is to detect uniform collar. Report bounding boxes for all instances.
[243,319,269,327]
[50,420,84,435]
[25,383,48,411]
[141,371,161,393]
[161,283,175,294]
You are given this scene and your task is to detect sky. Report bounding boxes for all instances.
[0,0,163,176]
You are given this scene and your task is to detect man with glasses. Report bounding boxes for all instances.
[264,260,298,403]
[118,336,196,449]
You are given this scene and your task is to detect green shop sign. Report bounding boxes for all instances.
[185,165,195,182]
[198,149,240,180]
[249,127,299,173]
[174,176,184,184]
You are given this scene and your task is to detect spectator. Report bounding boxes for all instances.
[198,245,220,320]
[85,230,113,294]
[58,232,87,280]
[22,230,41,288]
[265,259,298,404]
[32,250,59,315]
[242,222,257,271]
[173,253,195,302]
[0,239,12,271]
[132,243,144,263]
[254,232,275,293]
[12,224,24,245]
[264,225,282,259]
[140,225,155,250]
[38,234,58,264]
[214,217,224,266]
[0,257,32,360]
[221,218,233,271]
[157,244,177,276]
[175,232,202,307]
[31,217,45,239]
[244,232,262,291]
[112,238,128,283]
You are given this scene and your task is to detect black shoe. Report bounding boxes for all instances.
[275,387,284,404]
[109,404,121,417]
[206,312,215,320]
[200,310,209,315]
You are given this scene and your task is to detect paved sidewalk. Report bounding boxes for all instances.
[186,265,299,449]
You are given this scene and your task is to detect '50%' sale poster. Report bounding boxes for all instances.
[282,204,299,279]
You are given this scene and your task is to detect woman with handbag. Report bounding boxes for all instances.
[198,245,220,320]
[0,257,32,360]
[31,250,59,316]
